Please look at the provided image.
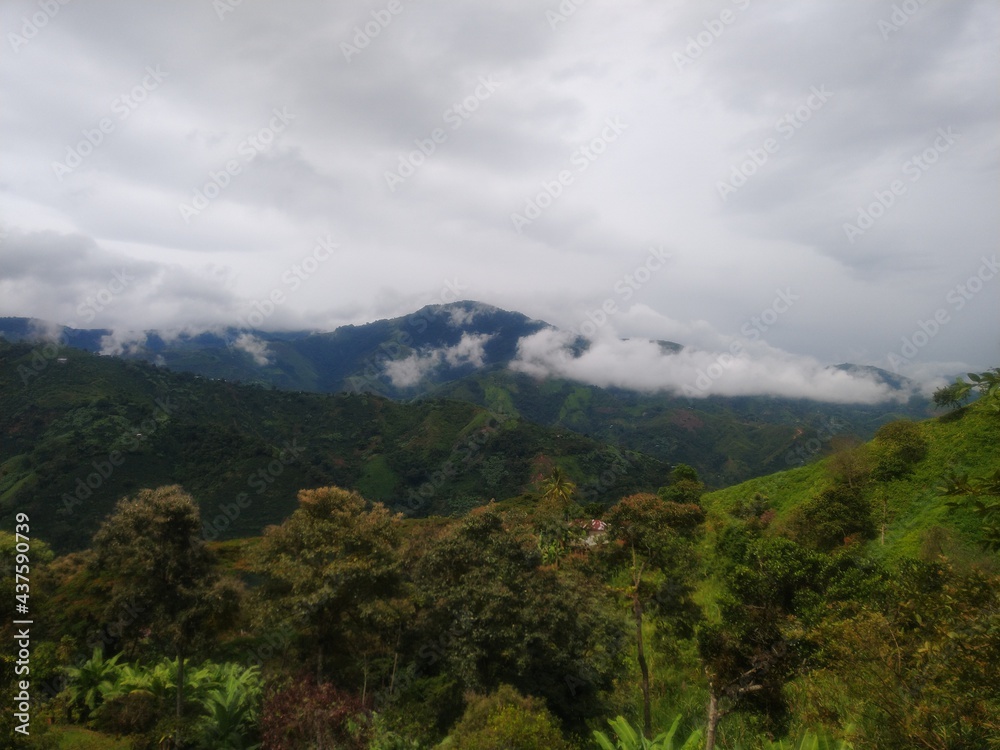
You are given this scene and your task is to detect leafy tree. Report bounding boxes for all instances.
[826,439,871,492]
[699,536,825,750]
[605,493,699,739]
[809,561,999,749]
[938,468,1000,551]
[789,484,875,552]
[933,368,1000,412]
[447,684,572,750]
[868,420,927,481]
[252,485,406,691]
[413,505,625,731]
[932,378,973,410]
[91,485,239,736]
[260,676,369,750]
[658,464,705,506]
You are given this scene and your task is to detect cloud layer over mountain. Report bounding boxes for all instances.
[1,0,997,397]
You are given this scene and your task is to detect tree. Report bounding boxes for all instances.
[939,468,1000,551]
[252,485,406,691]
[540,466,577,515]
[447,684,572,750]
[868,420,927,481]
[698,535,825,750]
[658,464,705,506]
[413,505,625,731]
[932,378,973,410]
[605,493,698,739]
[91,485,239,738]
[789,484,875,552]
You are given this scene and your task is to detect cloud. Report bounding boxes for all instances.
[445,301,495,328]
[100,329,148,356]
[232,332,273,366]
[0,0,996,381]
[510,327,908,404]
[384,332,494,387]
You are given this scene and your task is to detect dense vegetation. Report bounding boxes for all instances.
[0,341,668,551]
[0,309,932,489]
[3,346,998,747]
[0,334,1000,750]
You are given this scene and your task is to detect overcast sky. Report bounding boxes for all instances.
[1,0,997,399]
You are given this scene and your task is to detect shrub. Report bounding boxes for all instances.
[260,676,368,750]
[868,421,927,481]
[447,685,571,750]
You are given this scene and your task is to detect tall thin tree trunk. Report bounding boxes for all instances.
[705,688,720,750]
[317,642,323,684]
[634,590,652,739]
[362,653,368,705]
[176,651,184,719]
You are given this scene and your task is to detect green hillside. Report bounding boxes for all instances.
[0,341,668,552]
[702,394,1000,562]
[430,369,932,487]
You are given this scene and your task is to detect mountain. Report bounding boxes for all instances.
[2,302,549,395]
[0,303,931,487]
[0,339,669,552]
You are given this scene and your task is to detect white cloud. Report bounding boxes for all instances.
[232,332,272,366]
[510,327,908,404]
[384,332,494,387]
[99,329,148,356]
[0,0,996,381]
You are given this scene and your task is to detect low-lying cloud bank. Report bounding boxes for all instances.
[510,328,917,404]
[383,332,494,388]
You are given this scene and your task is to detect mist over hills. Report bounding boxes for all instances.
[1,301,932,491]
[0,300,922,401]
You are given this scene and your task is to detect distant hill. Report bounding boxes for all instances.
[0,303,932,487]
[0,340,669,552]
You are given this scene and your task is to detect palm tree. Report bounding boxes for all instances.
[540,466,576,514]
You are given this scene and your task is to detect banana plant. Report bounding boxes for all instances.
[593,715,703,750]
[193,664,262,749]
[63,647,124,722]
[759,730,854,750]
